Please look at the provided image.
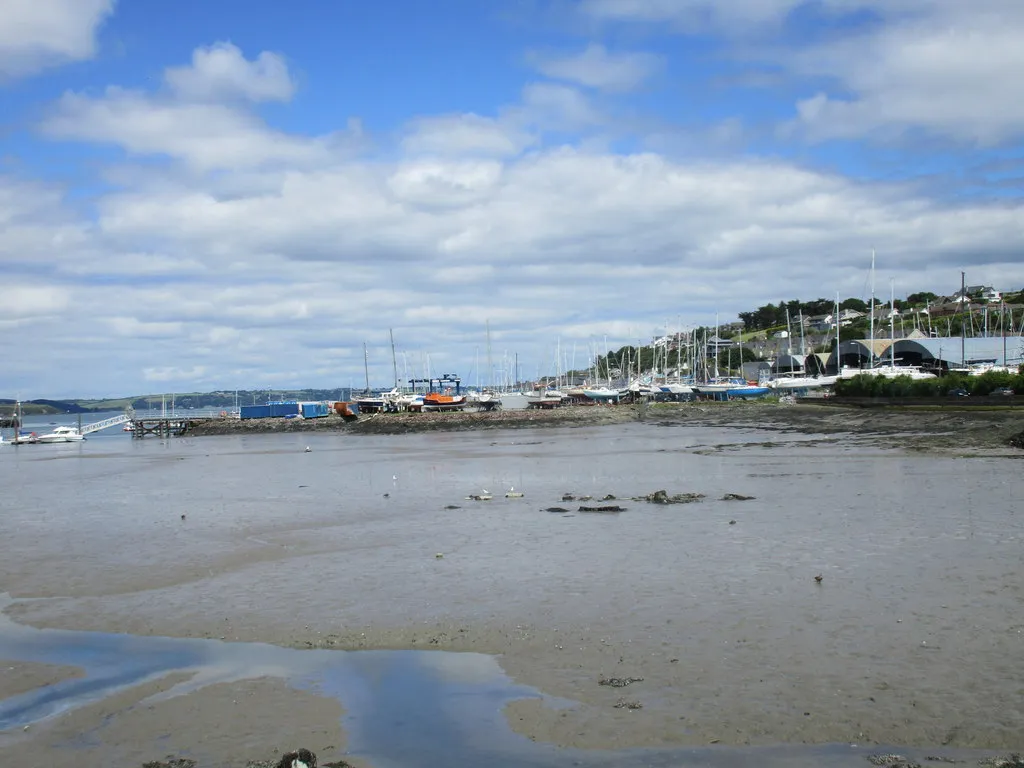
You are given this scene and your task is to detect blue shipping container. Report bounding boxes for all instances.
[240,404,273,420]
[268,402,300,418]
[301,403,329,418]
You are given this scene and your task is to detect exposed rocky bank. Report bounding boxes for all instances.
[185,400,1024,453]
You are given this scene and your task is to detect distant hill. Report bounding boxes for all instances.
[0,399,95,415]
[3,389,359,414]
[67,389,356,412]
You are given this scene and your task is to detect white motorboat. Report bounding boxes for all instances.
[36,425,85,443]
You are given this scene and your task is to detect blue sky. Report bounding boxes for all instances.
[2,0,1022,397]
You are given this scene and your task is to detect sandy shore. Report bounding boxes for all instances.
[0,676,359,768]
[3,401,1023,765]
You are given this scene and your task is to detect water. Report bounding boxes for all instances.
[1,419,1021,765]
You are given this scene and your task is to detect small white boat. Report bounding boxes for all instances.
[768,375,837,391]
[36,425,85,443]
[468,390,502,410]
[582,387,621,402]
[527,390,565,408]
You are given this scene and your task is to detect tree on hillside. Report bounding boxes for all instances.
[906,291,938,306]
[840,297,868,312]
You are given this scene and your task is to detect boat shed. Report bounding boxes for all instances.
[829,336,1024,371]
[772,353,806,375]
[804,352,831,376]
[891,336,1024,369]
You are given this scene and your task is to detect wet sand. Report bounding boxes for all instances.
[2,402,1023,765]
[0,675,355,768]
[644,400,1024,455]
[0,661,83,700]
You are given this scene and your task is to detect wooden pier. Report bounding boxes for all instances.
[131,416,218,438]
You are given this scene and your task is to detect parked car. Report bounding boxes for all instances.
[991,387,1015,396]
[947,388,969,397]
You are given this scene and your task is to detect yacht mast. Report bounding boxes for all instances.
[485,319,492,391]
[390,329,398,390]
[363,342,371,394]
[960,271,966,368]
[835,291,841,375]
[869,248,876,370]
[1003,301,1008,368]
[890,278,896,369]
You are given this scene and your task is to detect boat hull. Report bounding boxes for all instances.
[421,395,467,411]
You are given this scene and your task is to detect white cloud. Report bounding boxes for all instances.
[787,6,1024,144]
[0,283,71,320]
[7,144,1022,393]
[38,43,349,171]
[107,317,184,339]
[585,0,1024,144]
[0,0,113,79]
[516,82,602,130]
[164,42,295,103]
[581,0,807,31]
[43,89,333,170]
[531,43,661,91]
[0,176,91,267]
[7,21,1024,397]
[402,114,533,157]
[143,366,208,383]
[387,160,504,208]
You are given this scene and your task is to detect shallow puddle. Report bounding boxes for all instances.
[0,604,1005,768]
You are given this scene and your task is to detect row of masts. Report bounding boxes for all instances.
[357,259,1019,392]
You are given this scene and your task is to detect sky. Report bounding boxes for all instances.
[2,0,1022,398]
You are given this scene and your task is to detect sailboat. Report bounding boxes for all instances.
[769,309,838,391]
[867,275,935,380]
[354,341,399,413]
[468,321,502,410]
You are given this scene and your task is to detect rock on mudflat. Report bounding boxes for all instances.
[635,489,705,504]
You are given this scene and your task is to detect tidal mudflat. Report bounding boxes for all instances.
[1,407,1021,766]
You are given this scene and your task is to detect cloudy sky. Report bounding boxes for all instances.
[2,0,1022,398]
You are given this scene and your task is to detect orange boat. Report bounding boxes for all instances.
[419,374,467,411]
[333,401,359,420]
[421,391,467,411]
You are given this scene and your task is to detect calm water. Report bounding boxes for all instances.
[1,415,1021,765]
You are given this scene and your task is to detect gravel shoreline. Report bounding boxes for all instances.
[186,400,1024,453]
